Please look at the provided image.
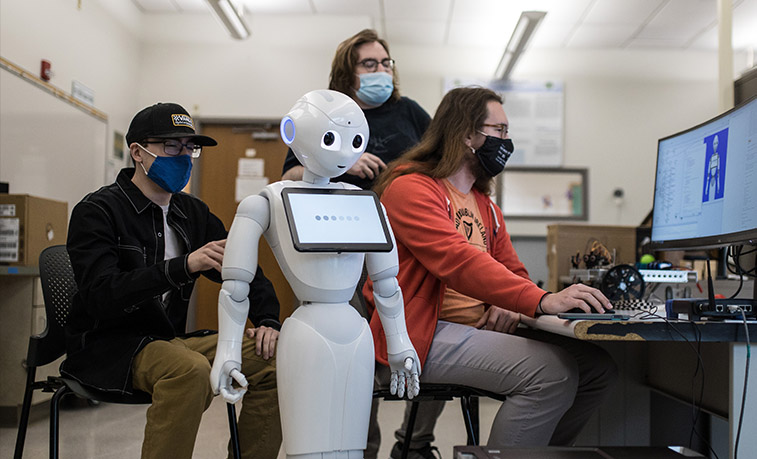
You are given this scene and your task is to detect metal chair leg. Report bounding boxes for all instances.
[50,385,70,459]
[227,403,241,459]
[401,401,420,459]
[13,367,37,459]
[459,395,478,445]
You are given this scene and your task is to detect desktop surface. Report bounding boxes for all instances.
[453,446,703,458]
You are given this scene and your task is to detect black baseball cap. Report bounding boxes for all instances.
[125,102,217,147]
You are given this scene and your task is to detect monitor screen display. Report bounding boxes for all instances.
[651,96,757,250]
[281,188,393,252]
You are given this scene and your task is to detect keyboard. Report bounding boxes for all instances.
[609,299,664,318]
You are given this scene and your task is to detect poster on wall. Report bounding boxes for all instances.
[444,78,564,166]
[105,131,126,184]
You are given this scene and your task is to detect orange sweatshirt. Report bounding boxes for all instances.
[364,173,546,367]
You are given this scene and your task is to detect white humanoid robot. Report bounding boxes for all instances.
[210,89,421,458]
[706,134,721,201]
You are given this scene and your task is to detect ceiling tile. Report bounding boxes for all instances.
[635,0,715,41]
[566,23,638,48]
[384,0,451,21]
[240,0,313,14]
[312,0,381,16]
[385,20,446,46]
[173,0,207,12]
[133,0,180,13]
[583,0,663,25]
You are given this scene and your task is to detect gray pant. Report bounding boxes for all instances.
[366,321,617,456]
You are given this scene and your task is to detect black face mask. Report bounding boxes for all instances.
[474,135,513,177]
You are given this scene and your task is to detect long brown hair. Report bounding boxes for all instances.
[329,29,401,103]
[373,86,502,196]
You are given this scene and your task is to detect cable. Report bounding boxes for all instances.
[732,307,751,459]
[649,311,719,459]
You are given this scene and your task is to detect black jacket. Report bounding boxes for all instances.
[61,168,280,393]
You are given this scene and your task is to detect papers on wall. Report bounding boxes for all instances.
[444,78,564,166]
[235,158,268,202]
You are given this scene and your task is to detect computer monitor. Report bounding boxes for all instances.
[650,96,757,252]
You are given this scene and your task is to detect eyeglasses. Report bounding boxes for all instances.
[357,58,395,72]
[481,123,509,139]
[143,140,202,158]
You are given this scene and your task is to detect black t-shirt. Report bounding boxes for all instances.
[281,96,431,190]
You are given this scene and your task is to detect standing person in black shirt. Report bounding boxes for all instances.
[63,102,282,459]
[281,28,431,190]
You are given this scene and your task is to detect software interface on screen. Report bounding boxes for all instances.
[282,188,392,252]
[652,98,757,247]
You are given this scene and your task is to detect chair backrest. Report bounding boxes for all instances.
[26,245,77,368]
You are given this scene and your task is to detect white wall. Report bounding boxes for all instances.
[2,1,743,236]
[0,0,142,203]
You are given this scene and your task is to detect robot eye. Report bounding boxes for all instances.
[320,131,342,151]
[352,134,364,151]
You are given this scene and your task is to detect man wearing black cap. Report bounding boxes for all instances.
[63,102,282,458]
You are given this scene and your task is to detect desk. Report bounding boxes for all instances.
[522,315,756,459]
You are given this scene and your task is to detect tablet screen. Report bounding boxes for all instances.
[281,188,393,252]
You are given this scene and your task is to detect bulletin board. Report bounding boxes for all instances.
[0,57,108,217]
[497,167,587,220]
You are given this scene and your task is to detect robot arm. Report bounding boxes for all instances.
[365,208,421,399]
[210,194,270,403]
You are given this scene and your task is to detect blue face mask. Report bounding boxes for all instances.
[139,146,193,193]
[355,72,394,107]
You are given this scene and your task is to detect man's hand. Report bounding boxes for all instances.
[345,152,387,180]
[474,306,520,334]
[539,284,612,314]
[245,326,279,360]
[187,239,226,274]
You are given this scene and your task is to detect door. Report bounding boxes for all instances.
[192,121,297,330]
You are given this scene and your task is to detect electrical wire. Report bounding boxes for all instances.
[733,308,751,459]
[649,311,719,459]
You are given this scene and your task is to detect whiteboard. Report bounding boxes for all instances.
[0,61,108,218]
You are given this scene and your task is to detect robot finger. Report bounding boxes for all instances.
[397,372,406,398]
[229,368,249,389]
[390,372,399,395]
[408,374,420,399]
[403,357,413,371]
[220,385,246,404]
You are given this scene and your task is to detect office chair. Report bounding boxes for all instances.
[14,245,242,459]
[351,272,506,459]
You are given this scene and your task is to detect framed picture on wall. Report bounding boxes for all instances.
[497,167,588,220]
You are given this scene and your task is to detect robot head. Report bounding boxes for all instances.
[713,134,719,152]
[280,90,369,179]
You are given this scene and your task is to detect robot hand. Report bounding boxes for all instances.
[387,345,421,399]
[210,358,249,404]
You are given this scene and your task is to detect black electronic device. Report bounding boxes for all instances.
[281,187,393,253]
[668,297,756,321]
[599,264,645,301]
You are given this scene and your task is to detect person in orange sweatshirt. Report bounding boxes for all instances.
[364,86,618,457]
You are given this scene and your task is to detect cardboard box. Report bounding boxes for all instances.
[546,224,638,292]
[0,194,67,266]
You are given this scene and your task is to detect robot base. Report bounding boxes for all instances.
[277,302,374,458]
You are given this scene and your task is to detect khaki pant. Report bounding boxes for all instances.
[132,334,282,459]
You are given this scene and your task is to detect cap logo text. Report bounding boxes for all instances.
[171,114,194,129]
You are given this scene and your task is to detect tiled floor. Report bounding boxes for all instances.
[2,396,499,458]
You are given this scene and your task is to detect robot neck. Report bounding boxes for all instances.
[302,169,330,186]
